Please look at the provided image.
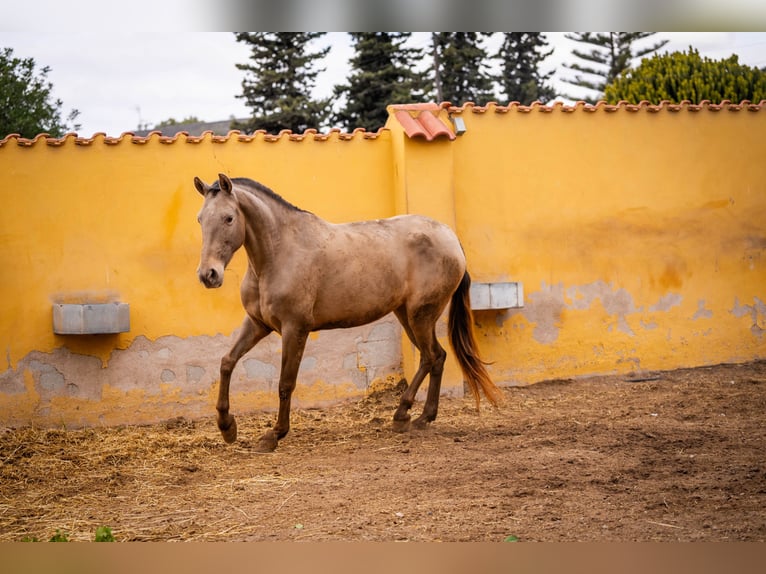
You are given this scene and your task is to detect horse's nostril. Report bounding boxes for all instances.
[199,267,221,287]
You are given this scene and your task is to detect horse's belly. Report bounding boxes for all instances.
[312,274,406,330]
[313,261,406,328]
[312,307,393,331]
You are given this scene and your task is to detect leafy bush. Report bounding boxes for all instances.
[605,47,766,104]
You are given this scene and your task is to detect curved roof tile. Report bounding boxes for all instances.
[2,100,762,148]
[0,127,389,148]
[448,99,765,114]
[390,103,456,141]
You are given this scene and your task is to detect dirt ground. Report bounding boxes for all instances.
[1,361,765,542]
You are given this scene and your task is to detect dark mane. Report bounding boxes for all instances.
[211,177,306,213]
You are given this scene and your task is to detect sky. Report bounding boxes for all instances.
[2,29,765,137]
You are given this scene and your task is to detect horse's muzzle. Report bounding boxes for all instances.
[198,266,224,289]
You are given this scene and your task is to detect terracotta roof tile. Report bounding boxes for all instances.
[1,100,762,148]
[0,127,390,147]
[447,100,765,114]
[389,103,456,141]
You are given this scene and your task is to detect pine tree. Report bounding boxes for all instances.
[431,33,496,104]
[233,33,331,134]
[562,33,668,102]
[495,33,556,104]
[332,33,430,131]
[604,47,766,104]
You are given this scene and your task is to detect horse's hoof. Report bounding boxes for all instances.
[219,417,238,444]
[412,416,432,430]
[392,417,411,433]
[254,429,279,452]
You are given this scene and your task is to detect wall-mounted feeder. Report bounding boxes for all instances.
[469,282,524,311]
[52,303,130,335]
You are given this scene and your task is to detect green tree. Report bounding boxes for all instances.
[0,47,80,138]
[431,33,496,104]
[562,33,669,101]
[605,47,766,104]
[155,116,201,128]
[496,33,556,104]
[233,33,330,134]
[333,33,430,131]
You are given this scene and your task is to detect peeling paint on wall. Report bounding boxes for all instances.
[570,282,640,336]
[520,281,658,345]
[649,293,683,312]
[522,282,566,344]
[0,318,403,428]
[731,297,766,339]
[692,300,714,320]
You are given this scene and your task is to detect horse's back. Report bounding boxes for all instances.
[306,214,465,329]
[337,214,465,298]
[338,214,464,274]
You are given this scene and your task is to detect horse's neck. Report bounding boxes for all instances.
[237,191,319,274]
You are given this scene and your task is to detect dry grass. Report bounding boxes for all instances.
[2,362,765,542]
[0,380,422,542]
[1,415,291,541]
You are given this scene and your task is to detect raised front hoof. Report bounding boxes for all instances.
[391,417,411,433]
[254,429,279,453]
[218,416,238,444]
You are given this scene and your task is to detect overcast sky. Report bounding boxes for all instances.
[3,31,766,137]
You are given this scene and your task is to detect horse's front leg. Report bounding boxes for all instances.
[217,316,272,443]
[256,325,309,452]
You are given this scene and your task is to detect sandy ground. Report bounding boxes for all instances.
[1,361,765,542]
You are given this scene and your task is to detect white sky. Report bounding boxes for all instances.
[2,31,765,137]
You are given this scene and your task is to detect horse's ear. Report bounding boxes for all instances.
[193,176,209,196]
[218,173,233,195]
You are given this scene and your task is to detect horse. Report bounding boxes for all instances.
[193,173,503,452]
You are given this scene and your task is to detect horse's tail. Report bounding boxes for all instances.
[447,271,504,409]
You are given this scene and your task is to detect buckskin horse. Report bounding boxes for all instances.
[194,174,502,452]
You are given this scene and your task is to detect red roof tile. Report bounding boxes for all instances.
[390,103,456,141]
[1,100,762,147]
[0,127,389,147]
[447,99,765,114]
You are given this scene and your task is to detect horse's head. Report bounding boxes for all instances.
[193,173,246,288]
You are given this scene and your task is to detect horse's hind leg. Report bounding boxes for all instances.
[392,306,446,431]
[217,317,271,443]
[392,307,420,431]
[392,356,428,432]
[413,337,446,429]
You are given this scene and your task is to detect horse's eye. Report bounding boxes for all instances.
[225,215,234,225]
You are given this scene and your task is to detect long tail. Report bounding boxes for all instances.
[447,271,504,409]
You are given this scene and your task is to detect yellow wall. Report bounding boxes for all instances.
[1,132,394,368]
[0,131,399,427]
[446,103,765,382]
[1,101,764,427]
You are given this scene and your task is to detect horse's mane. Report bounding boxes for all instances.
[211,177,306,213]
